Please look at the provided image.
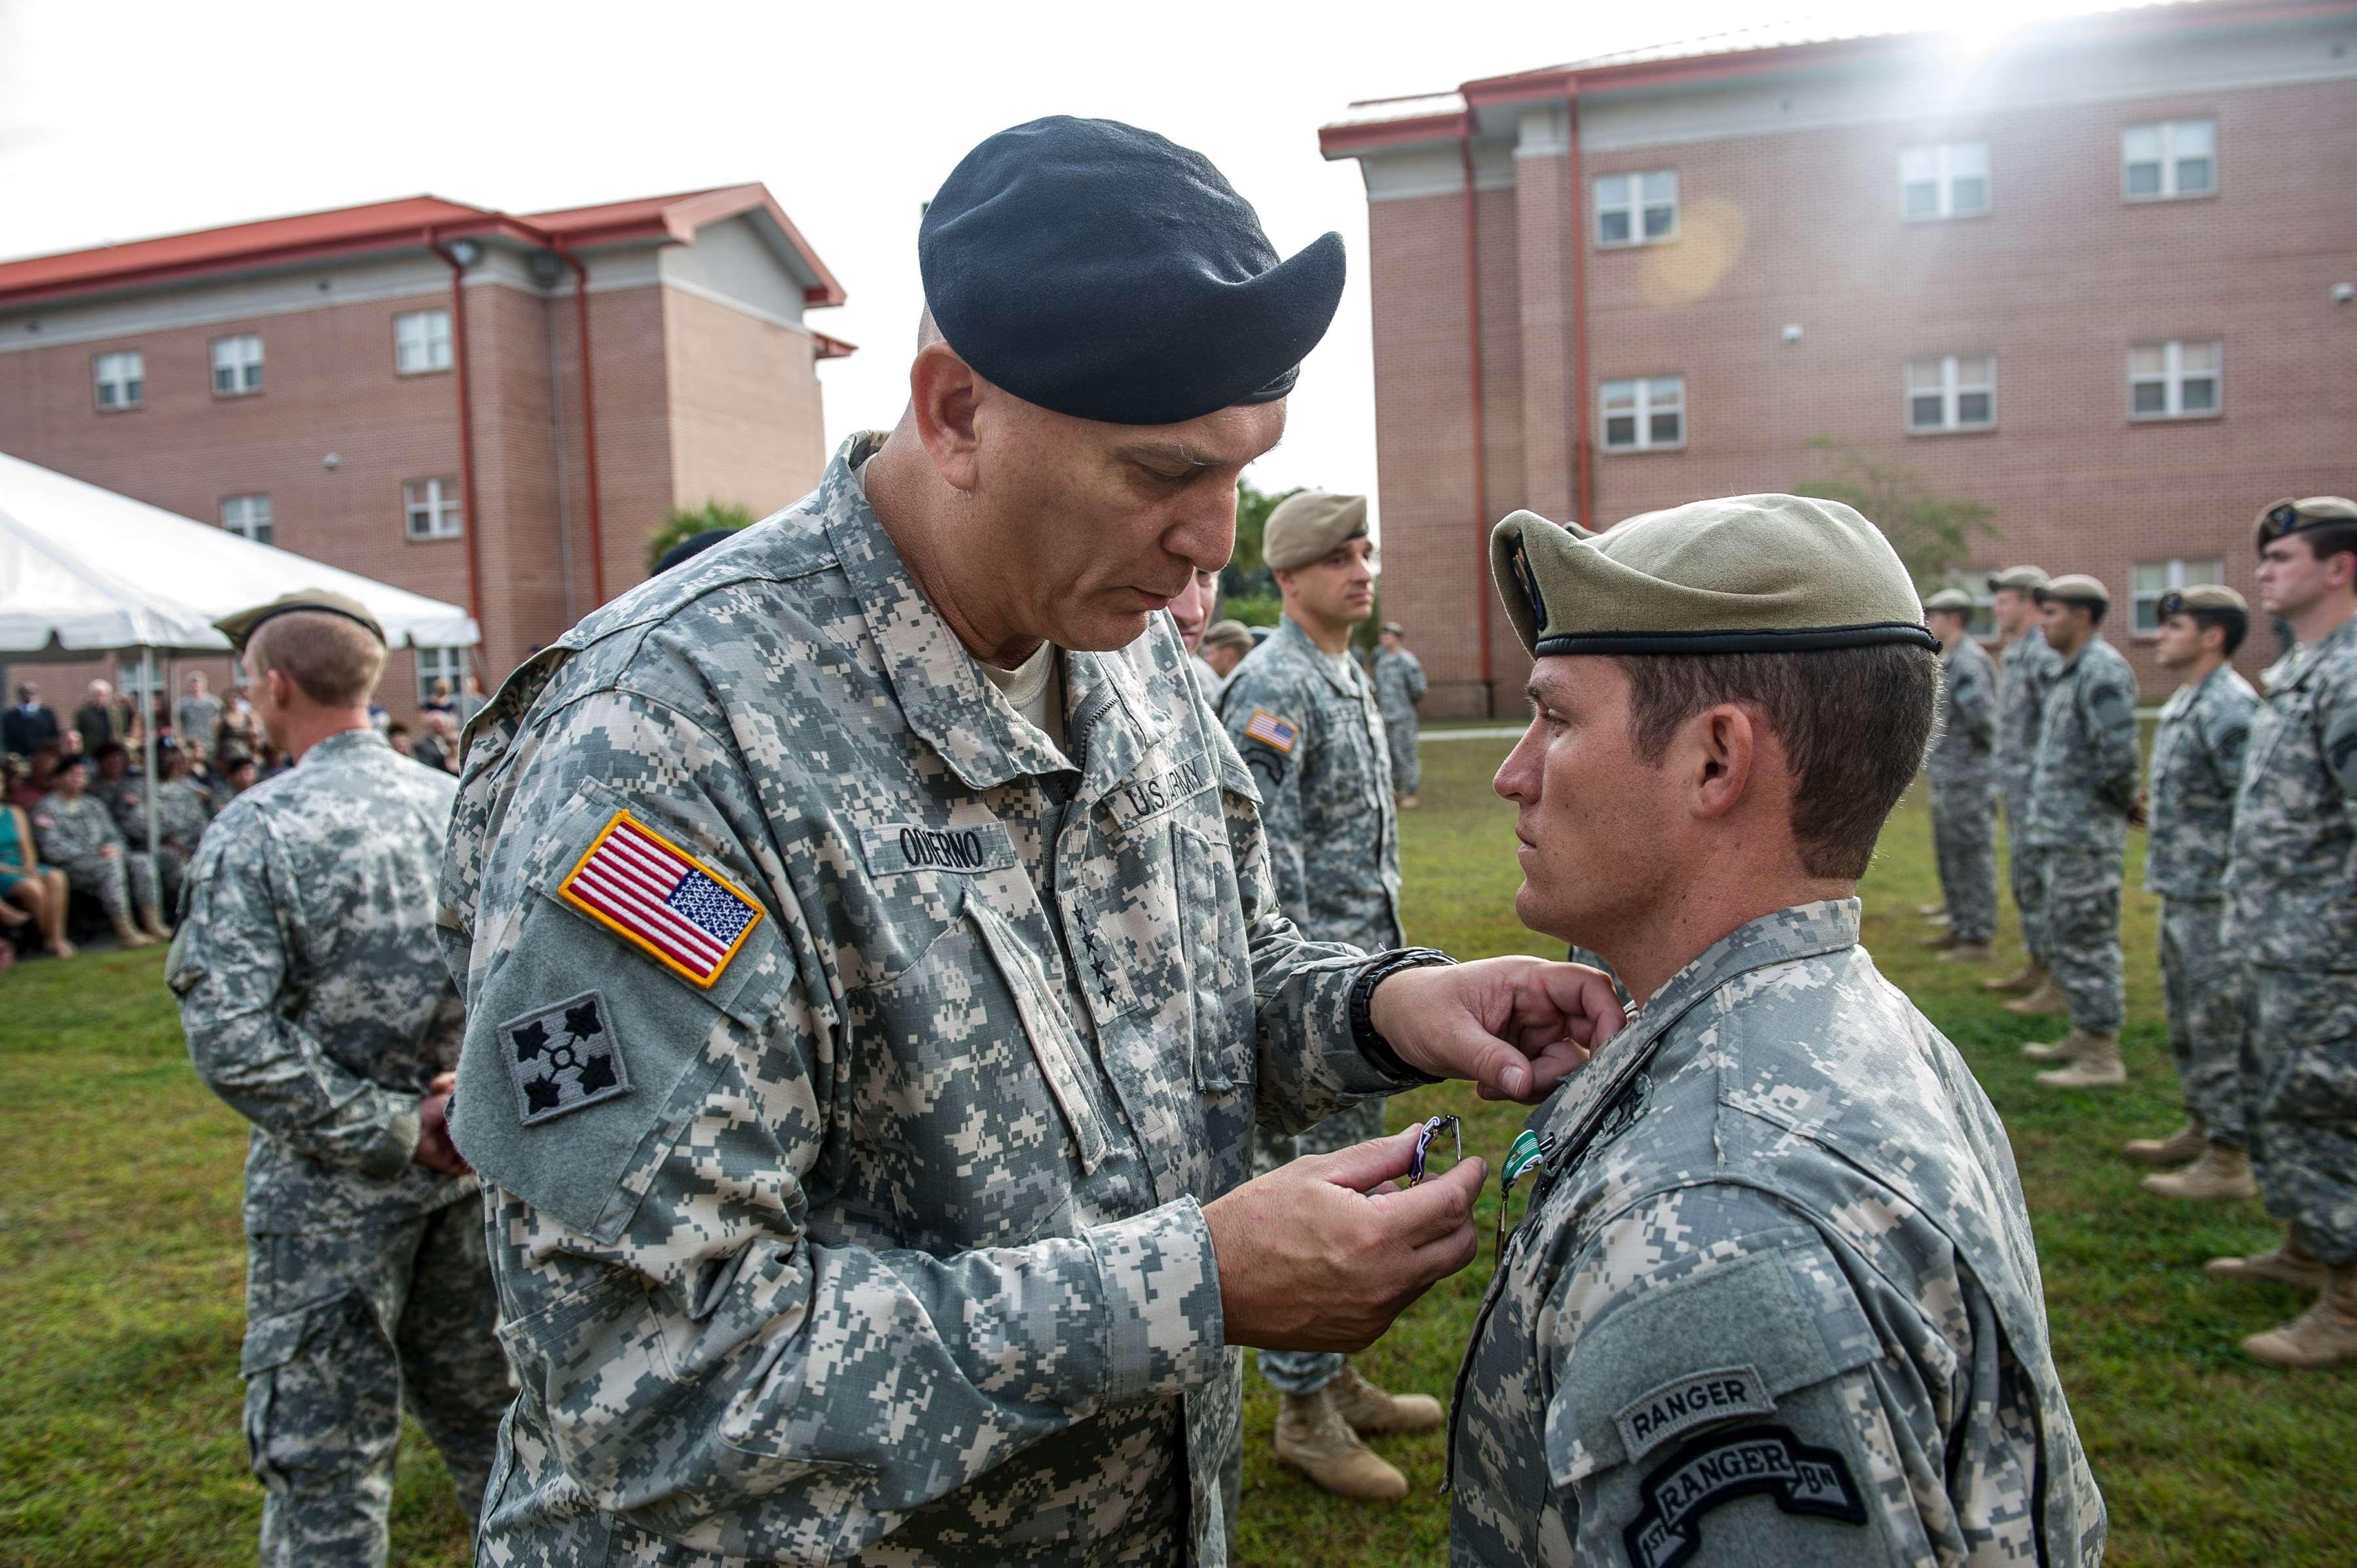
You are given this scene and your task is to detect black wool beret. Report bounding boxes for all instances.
[919,116,1347,427]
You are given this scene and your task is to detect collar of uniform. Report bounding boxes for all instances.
[820,433,1074,792]
[299,727,388,767]
[1061,633,1181,803]
[1273,613,1358,695]
[2276,613,2357,694]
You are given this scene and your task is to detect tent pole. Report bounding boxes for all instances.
[141,646,160,902]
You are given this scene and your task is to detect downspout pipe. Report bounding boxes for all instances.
[1458,126,1493,710]
[1563,89,1594,528]
[553,244,608,606]
[427,231,488,647]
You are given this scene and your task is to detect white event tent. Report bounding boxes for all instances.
[0,449,479,854]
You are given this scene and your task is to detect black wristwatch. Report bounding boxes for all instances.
[1350,946,1455,1084]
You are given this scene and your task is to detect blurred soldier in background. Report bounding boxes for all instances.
[170,589,511,1561]
[34,752,168,947]
[1984,566,2062,996]
[2130,586,2259,1201]
[2013,575,2140,1089]
[1199,619,1254,704]
[2210,498,2357,1368]
[1923,588,1998,962]
[1373,621,1427,810]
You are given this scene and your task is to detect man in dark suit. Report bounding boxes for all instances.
[4,684,61,757]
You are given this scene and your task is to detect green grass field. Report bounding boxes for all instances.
[2,733,2349,1565]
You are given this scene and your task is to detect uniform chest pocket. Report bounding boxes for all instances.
[1171,821,1254,1094]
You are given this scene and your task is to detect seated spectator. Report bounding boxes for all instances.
[413,710,460,774]
[0,758,71,957]
[9,744,59,811]
[422,677,456,715]
[91,741,137,820]
[386,721,416,759]
[35,754,170,947]
[119,746,213,913]
[218,750,261,801]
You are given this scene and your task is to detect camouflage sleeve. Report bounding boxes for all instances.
[2087,664,2142,813]
[1537,1186,2032,1568]
[1954,661,1997,754]
[168,818,422,1178]
[2206,693,2256,799]
[1221,676,1308,924]
[2318,678,2357,802]
[1406,653,1428,704]
[447,688,1227,1544]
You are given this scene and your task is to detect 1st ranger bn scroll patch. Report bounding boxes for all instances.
[1241,708,1300,789]
[557,810,763,988]
[1622,1423,1866,1568]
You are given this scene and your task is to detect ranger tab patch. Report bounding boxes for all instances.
[502,990,630,1125]
[557,810,762,988]
[1622,1423,1866,1568]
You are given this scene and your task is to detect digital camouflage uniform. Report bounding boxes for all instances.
[33,787,160,921]
[1372,646,1427,798]
[2147,663,2258,1144]
[169,728,511,1565]
[1929,634,2000,945]
[438,433,1419,1566]
[2225,615,2357,1262]
[2023,637,2141,1034]
[1996,625,2061,960]
[1218,614,1406,1397]
[1450,902,2105,1567]
[117,774,215,914]
[177,690,224,746]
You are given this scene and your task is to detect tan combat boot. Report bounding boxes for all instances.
[2020,1036,2075,1063]
[1984,962,2046,996]
[1328,1364,1444,1436]
[2204,1225,2329,1290]
[111,912,154,949]
[2003,977,2069,1017]
[141,907,173,941]
[2141,1143,2257,1201]
[2242,1264,2357,1370]
[2036,1032,2126,1088]
[1273,1385,1408,1502]
[1940,941,1994,963]
[1398,793,1419,811]
[1915,901,1948,919]
[2124,1121,2207,1167]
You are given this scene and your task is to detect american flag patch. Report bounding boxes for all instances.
[557,811,763,988]
[1243,708,1298,754]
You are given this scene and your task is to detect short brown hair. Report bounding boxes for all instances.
[2294,525,2357,574]
[1613,644,1939,879]
[247,610,386,708]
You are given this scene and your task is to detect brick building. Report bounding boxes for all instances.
[0,185,847,723]
[1322,0,2357,712]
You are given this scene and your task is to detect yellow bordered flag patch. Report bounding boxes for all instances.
[557,811,763,989]
[1243,708,1298,754]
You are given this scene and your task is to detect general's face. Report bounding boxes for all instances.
[2256,536,2346,620]
[981,396,1283,653]
[1279,536,1377,629]
[1169,566,1219,651]
[2154,612,2206,670]
[1492,657,1681,945]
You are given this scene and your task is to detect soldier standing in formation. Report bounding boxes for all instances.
[1198,619,1254,706]
[439,118,1619,1565]
[1220,490,1440,1503]
[1922,588,1999,962]
[1981,566,2063,999]
[34,751,170,947]
[2127,585,2259,1201]
[1454,496,2102,1566]
[169,590,511,1562]
[2207,497,2357,1368]
[2011,575,2140,1089]
[1373,620,1428,811]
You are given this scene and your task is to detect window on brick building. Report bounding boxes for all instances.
[93,350,143,410]
[211,333,263,395]
[220,494,273,546]
[2134,558,2227,633]
[2123,119,2216,200]
[2129,340,2221,418]
[1595,171,1677,247]
[1906,354,1996,432]
[395,309,453,374]
[1900,141,1990,219]
[1599,376,1685,451]
[416,646,471,705]
[404,477,463,540]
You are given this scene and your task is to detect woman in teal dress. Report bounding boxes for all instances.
[0,758,72,959]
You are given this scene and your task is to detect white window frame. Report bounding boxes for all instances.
[115,658,162,701]
[93,350,143,410]
[2133,557,2227,634]
[1900,141,1991,220]
[394,309,453,374]
[2129,340,2222,420]
[416,646,471,705]
[403,477,464,541]
[220,494,273,546]
[210,333,264,395]
[1905,354,1996,433]
[2122,118,2217,201]
[1599,376,1687,452]
[1594,170,1679,249]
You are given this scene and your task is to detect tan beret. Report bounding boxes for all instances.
[1489,494,1935,658]
[1380,621,1404,636]
[1201,619,1254,651]
[1986,565,2049,593]
[213,588,386,648]
[2254,496,2357,552]
[1264,492,1369,572]
[2032,574,2109,610]
[2157,583,2248,619]
[1923,588,1977,613]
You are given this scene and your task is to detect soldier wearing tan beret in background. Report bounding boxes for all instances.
[1922,587,2000,961]
[1979,564,2065,999]
[1197,618,1254,704]
[1452,493,2102,1567]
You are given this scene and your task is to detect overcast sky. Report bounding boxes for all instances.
[0,0,2106,520]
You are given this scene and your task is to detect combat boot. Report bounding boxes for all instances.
[2141,1144,2257,1201]
[2036,1032,2125,1088]
[1914,901,1947,919]
[1939,941,1994,963]
[2242,1264,2357,1370]
[1984,962,2046,996]
[2003,977,2069,1016]
[1328,1364,1444,1436]
[2124,1121,2206,1166]
[2205,1225,2330,1290]
[2020,1036,2075,1062]
[141,907,172,941]
[1398,793,1419,811]
[110,912,153,949]
[1273,1386,1408,1502]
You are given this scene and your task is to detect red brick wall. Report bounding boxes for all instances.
[661,286,829,524]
